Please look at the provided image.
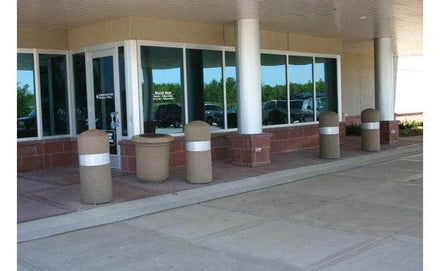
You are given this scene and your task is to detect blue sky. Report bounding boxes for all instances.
[17,71,35,94]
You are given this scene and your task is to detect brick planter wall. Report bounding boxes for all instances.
[18,123,347,172]
[17,138,78,172]
[119,132,234,172]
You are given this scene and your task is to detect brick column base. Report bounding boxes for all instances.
[380,120,400,144]
[228,133,272,167]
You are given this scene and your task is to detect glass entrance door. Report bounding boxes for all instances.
[87,49,122,169]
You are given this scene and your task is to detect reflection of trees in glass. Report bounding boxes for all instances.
[226,77,237,109]
[17,83,34,117]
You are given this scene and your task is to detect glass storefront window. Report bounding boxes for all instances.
[225,52,237,129]
[140,46,184,134]
[39,54,69,136]
[17,53,37,138]
[289,56,315,123]
[261,54,287,125]
[72,53,88,134]
[186,49,223,131]
[315,57,338,118]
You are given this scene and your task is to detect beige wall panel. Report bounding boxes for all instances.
[288,33,342,54]
[18,27,68,50]
[360,68,375,110]
[341,67,361,116]
[341,53,361,68]
[260,30,288,51]
[360,53,374,69]
[129,16,224,45]
[67,17,130,50]
[223,24,235,47]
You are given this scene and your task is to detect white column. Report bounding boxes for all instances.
[235,19,262,134]
[124,40,141,137]
[374,38,395,121]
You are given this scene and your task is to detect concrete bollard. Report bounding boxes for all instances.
[132,134,174,182]
[184,121,212,184]
[361,108,380,152]
[78,130,113,204]
[319,111,340,159]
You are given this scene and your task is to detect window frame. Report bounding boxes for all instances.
[17,48,72,142]
[17,41,341,141]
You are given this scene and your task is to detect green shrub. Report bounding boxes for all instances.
[399,120,423,137]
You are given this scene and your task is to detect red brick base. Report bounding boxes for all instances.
[17,138,78,172]
[228,133,272,167]
[380,120,400,144]
[18,123,348,172]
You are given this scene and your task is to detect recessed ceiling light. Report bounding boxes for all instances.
[360,16,367,20]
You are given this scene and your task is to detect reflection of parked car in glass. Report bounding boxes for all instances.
[17,109,37,137]
[154,103,182,128]
[204,104,223,125]
[290,99,314,123]
[262,100,288,125]
[302,97,326,120]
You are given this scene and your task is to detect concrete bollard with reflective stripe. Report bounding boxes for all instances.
[78,130,112,204]
[319,111,340,159]
[361,108,380,152]
[184,121,212,184]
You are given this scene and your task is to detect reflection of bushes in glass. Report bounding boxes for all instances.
[17,83,34,117]
[204,79,223,105]
[226,77,237,109]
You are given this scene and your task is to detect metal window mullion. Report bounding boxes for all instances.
[66,50,76,136]
[313,56,317,122]
[183,46,189,125]
[286,54,290,124]
[33,49,43,139]
[337,55,342,122]
[125,40,141,138]
[222,49,228,129]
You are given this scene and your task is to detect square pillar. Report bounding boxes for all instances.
[228,133,272,167]
[380,120,400,144]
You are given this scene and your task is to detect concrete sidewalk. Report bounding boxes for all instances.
[18,142,422,270]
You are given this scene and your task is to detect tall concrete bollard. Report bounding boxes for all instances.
[131,133,174,182]
[361,108,380,152]
[78,130,113,204]
[184,121,212,184]
[319,111,340,159]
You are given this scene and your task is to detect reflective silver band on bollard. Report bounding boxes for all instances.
[319,127,339,135]
[79,153,110,166]
[185,140,211,152]
[361,122,380,130]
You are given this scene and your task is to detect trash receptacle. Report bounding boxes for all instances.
[78,129,113,204]
[319,111,340,159]
[184,121,212,184]
[361,108,380,152]
[132,133,174,182]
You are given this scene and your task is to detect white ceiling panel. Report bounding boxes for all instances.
[17,0,422,55]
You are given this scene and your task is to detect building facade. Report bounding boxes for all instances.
[17,1,420,171]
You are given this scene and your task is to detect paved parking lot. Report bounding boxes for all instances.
[18,147,422,271]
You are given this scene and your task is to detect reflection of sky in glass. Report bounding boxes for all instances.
[17,71,35,94]
[225,66,236,79]
[203,67,221,83]
[289,64,312,84]
[315,63,325,82]
[261,65,285,86]
[152,68,181,84]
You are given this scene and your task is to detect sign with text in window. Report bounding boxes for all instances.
[104,130,116,146]
[96,93,114,100]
